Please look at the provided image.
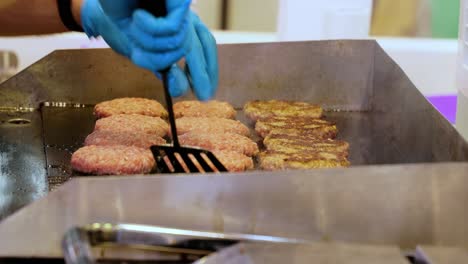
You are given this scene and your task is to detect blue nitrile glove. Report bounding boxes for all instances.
[81,0,218,100]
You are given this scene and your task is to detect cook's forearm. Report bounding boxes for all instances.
[0,0,84,36]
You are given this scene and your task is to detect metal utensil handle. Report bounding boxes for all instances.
[62,223,187,264]
[62,223,306,264]
[62,227,95,264]
[138,0,180,147]
[161,70,181,148]
[138,0,167,17]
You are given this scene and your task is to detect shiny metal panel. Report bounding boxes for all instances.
[196,243,408,264]
[0,110,47,220]
[415,246,468,264]
[1,41,468,260]
[0,41,375,109]
[0,163,468,258]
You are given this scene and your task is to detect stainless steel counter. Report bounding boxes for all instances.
[0,40,468,262]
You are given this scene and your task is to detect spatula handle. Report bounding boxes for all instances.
[138,0,180,147]
[138,0,167,17]
[161,69,180,148]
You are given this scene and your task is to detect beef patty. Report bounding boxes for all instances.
[71,145,155,175]
[95,114,169,137]
[94,97,167,118]
[174,100,236,119]
[174,117,250,136]
[85,130,166,149]
[213,150,254,172]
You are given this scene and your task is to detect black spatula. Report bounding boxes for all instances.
[138,0,227,173]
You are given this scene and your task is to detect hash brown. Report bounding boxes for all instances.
[179,131,259,156]
[259,150,350,170]
[263,134,349,155]
[255,117,337,138]
[244,100,323,121]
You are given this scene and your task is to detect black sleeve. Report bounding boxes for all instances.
[57,0,84,32]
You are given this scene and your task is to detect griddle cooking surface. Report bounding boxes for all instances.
[40,103,378,190]
[41,104,95,190]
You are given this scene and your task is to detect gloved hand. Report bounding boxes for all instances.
[81,0,218,100]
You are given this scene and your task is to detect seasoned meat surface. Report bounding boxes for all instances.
[255,117,337,138]
[85,130,166,149]
[174,117,250,136]
[174,100,236,119]
[243,100,350,171]
[95,114,169,137]
[259,150,350,170]
[213,151,254,172]
[71,145,155,175]
[244,100,323,121]
[263,133,349,154]
[94,97,167,118]
[179,131,259,156]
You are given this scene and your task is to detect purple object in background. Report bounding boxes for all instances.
[426,95,457,124]
[80,37,109,49]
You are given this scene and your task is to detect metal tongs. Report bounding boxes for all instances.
[61,223,305,264]
[139,0,228,173]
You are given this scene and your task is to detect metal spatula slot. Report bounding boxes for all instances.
[140,1,227,173]
[150,70,227,173]
[154,145,227,173]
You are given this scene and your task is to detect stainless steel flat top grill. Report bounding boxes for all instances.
[1,40,468,263]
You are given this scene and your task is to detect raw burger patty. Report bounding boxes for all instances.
[174,100,236,119]
[94,97,167,118]
[179,131,259,156]
[255,117,337,138]
[213,151,254,172]
[95,114,169,137]
[259,150,350,170]
[85,130,166,149]
[174,117,250,136]
[244,100,323,121]
[71,145,155,175]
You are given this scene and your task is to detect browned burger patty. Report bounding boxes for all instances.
[174,117,250,136]
[213,151,254,172]
[174,100,236,119]
[244,100,323,121]
[259,150,350,170]
[263,133,349,155]
[255,117,337,138]
[71,145,155,175]
[95,114,169,137]
[179,131,259,156]
[94,97,167,118]
[85,130,166,149]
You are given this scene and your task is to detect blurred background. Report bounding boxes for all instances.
[0,0,462,122]
[194,0,459,38]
